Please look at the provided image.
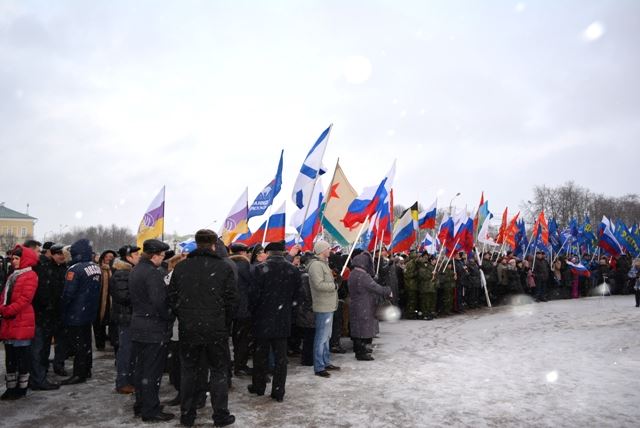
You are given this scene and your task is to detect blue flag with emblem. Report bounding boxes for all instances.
[248,150,283,219]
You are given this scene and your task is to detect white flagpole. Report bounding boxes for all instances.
[340,215,370,276]
[376,228,385,277]
[261,204,274,247]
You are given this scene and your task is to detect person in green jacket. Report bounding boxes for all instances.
[437,260,456,316]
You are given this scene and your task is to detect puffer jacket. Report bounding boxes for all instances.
[0,245,39,340]
[109,258,134,326]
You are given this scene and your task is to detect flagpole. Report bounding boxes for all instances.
[552,239,569,265]
[161,185,166,242]
[474,245,492,308]
[261,204,273,247]
[441,238,461,273]
[340,215,370,277]
[432,239,448,274]
[295,125,332,243]
[371,215,379,256]
[376,229,385,277]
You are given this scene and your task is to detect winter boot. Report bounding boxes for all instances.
[1,373,18,400]
[14,373,29,399]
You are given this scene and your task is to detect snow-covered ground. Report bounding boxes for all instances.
[2,295,639,427]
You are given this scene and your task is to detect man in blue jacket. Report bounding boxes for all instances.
[59,239,102,385]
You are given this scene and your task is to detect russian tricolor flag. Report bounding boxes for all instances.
[239,202,286,246]
[342,160,395,231]
[597,216,623,256]
[291,183,324,251]
[566,260,591,277]
[418,199,437,229]
[391,208,416,253]
[438,216,455,250]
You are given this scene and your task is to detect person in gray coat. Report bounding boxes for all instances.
[348,252,391,361]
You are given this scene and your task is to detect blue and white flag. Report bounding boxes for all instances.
[178,238,197,254]
[248,150,284,219]
[292,125,331,209]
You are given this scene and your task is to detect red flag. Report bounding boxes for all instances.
[495,207,508,244]
[505,212,520,249]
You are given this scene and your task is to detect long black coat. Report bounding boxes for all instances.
[249,254,301,339]
[129,257,171,343]
[168,248,238,343]
[32,258,67,328]
[109,258,134,327]
[348,253,391,339]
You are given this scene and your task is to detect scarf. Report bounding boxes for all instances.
[2,267,32,306]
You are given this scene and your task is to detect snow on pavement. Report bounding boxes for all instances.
[2,295,639,427]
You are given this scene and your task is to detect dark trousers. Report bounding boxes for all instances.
[635,289,640,307]
[133,341,168,419]
[30,324,54,386]
[536,278,547,300]
[53,327,68,372]
[115,325,134,389]
[66,324,92,378]
[93,319,107,349]
[167,340,180,391]
[288,325,303,354]
[330,301,344,348]
[251,337,287,400]
[180,340,231,423]
[232,318,252,371]
[5,343,31,376]
[301,328,315,365]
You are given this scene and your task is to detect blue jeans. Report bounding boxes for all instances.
[313,312,333,373]
[116,325,134,389]
[30,325,53,386]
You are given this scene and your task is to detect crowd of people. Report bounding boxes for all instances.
[0,234,639,426]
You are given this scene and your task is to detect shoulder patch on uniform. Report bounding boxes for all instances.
[66,271,75,281]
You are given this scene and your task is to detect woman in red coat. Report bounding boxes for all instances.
[0,245,38,400]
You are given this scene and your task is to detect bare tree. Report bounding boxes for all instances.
[49,224,136,253]
[525,181,640,226]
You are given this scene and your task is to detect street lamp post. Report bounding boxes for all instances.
[449,192,461,216]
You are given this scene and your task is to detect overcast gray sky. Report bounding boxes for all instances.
[1,0,638,239]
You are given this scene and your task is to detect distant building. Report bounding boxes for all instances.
[0,203,37,253]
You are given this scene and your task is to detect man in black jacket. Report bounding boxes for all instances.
[533,251,551,302]
[168,230,237,427]
[229,242,253,377]
[30,244,66,390]
[247,241,301,403]
[110,244,140,394]
[130,239,174,423]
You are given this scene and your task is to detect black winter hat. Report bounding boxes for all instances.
[143,239,170,254]
[264,241,286,252]
[229,242,249,253]
[118,245,141,259]
[50,244,65,255]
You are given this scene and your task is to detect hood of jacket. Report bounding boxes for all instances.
[214,238,230,258]
[70,239,93,263]
[352,252,374,275]
[12,244,39,269]
[112,258,133,271]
